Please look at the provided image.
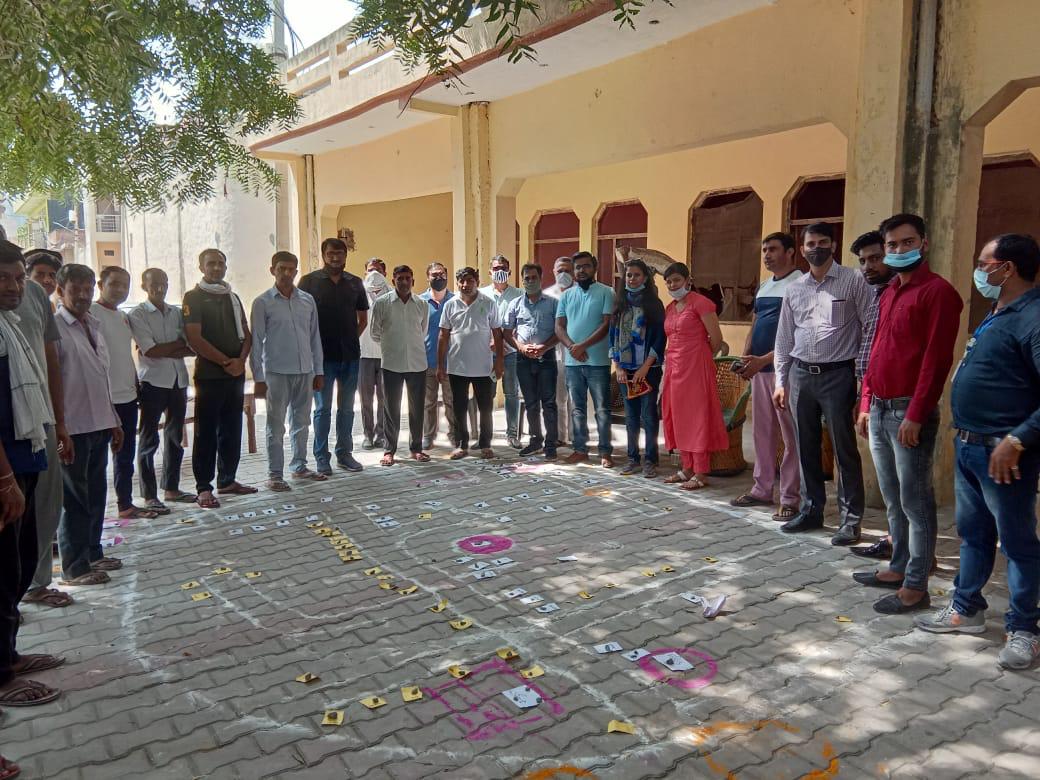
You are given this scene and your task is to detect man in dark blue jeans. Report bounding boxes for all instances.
[299,237,369,475]
[916,233,1040,670]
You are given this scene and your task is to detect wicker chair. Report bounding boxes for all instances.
[708,356,752,476]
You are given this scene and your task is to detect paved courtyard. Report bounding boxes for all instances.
[3,410,1038,779]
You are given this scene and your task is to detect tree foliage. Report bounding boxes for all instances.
[0,0,300,210]
[351,0,664,77]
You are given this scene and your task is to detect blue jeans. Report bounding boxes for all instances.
[312,360,360,470]
[952,437,1040,633]
[622,366,661,465]
[59,430,112,579]
[869,401,939,591]
[566,365,613,456]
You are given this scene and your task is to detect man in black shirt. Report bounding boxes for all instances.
[298,238,369,474]
[183,248,255,508]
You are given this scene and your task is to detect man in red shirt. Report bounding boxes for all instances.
[854,213,963,615]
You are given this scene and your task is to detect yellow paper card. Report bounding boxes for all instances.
[450,619,473,631]
[379,581,394,590]
[608,720,636,735]
[176,518,194,525]
[448,665,469,679]
[835,615,853,623]
[321,710,344,726]
[364,567,382,576]
[295,672,319,684]
[191,591,212,601]
[306,521,323,528]
[496,647,519,661]
[212,567,232,575]
[418,512,433,520]
[429,599,448,613]
[401,686,423,702]
[578,591,593,600]
[376,574,394,580]
[660,565,675,573]
[641,569,656,577]
[703,557,719,564]
[397,585,418,595]
[521,665,544,679]
[180,581,201,590]
[361,696,386,709]
[244,571,262,579]
[604,583,618,589]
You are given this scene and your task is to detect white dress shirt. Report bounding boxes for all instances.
[370,291,430,373]
[129,300,190,389]
[91,303,138,404]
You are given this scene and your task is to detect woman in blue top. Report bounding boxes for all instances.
[610,259,666,478]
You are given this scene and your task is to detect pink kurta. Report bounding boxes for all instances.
[661,293,729,455]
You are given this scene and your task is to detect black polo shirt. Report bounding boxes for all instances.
[182,287,245,380]
[298,268,369,363]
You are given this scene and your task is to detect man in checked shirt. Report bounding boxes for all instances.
[773,222,873,545]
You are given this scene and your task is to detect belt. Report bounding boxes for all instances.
[871,397,911,411]
[954,429,1004,448]
[794,358,855,375]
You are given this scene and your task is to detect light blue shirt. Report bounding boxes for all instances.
[249,286,324,381]
[419,289,454,369]
[557,282,614,367]
[480,284,523,355]
[505,293,558,347]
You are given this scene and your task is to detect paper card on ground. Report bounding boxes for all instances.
[519,594,544,605]
[473,569,497,580]
[377,520,400,529]
[470,561,491,571]
[375,515,395,523]
[608,720,636,735]
[473,501,490,508]
[229,529,243,536]
[250,525,267,532]
[594,642,623,654]
[305,517,321,524]
[263,508,277,516]
[191,592,213,602]
[539,506,555,513]
[622,648,650,662]
[521,665,544,679]
[364,504,381,511]
[502,685,542,709]
[276,519,291,527]
[282,504,297,511]
[321,496,333,503]
[401,686,423,702]
[502,496,517,503]
[516,493,530,499]
[498,516,513,523]
[536,603,559,613]
[557,555,578,562]
[223,515,239,521]
[418,512,433,520]
[423,501,442,507]
[654,652,694,671]
[454,556,474,564]
[491,557,514,566]
[321,710,344,726]
[504,588,527,598]
[542,489,555,495]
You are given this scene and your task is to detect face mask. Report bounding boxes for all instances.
[491,270,509,284]
[577,277,594,291]
[667,287,689,301]
[884,248,924,271]
[555,271,573,289]
[523,279,541,295]
[625,283,645,294]
[805,247,832,267]
[973,263,1009,300]
[430,277,447,292]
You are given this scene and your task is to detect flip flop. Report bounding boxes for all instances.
[266,479,291,492]
[679,476,709,491]
[118,506,159,520]
[60,571,110,586]
[409,452,430,462]
[291,470,327,481]
[730,493,772,508]
[12,654,65,676]
[21,588,74,608]
[91,557,123,571]
[144,500,172,515]
[380,454,395,466]
[0,755,20,780]
[0,679,61,707]
[663,470,691,484]
[449,448,468,460]
[166,491,198,503]
[197,493,220,509]
[480,449,495,459]
[217,483,259,495]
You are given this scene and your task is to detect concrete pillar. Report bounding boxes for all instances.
[452,102,493,277]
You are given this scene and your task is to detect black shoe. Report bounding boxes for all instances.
[544,448,557,460]
[519,441,543,456]
[873,592,931,615]
[852,570,903,590]
[831,523,861,546]
[851,538,893,560]
[337,455,364,473]
[780,513,824,533]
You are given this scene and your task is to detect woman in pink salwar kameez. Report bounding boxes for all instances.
[660,263,729,489]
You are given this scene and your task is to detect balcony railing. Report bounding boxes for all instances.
[96,213,121,233]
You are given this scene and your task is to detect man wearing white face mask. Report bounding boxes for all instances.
[852,214,962,616]
[359,258,389,451]
[916,233,1040,671]
[478,255,522,448]
[544,256,575,447]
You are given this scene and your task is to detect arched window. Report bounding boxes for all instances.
[596,201,648,285]
[689,189,763,323]
[785,175,846,272]
[532,210,580,280]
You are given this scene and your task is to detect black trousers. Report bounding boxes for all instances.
[381,369,427,455]
[192,375,245,494]
[138,381,187,499]
[114,400,138,510]
[1,473,38,685]
[516,354,559,447]
[449,374,495,450]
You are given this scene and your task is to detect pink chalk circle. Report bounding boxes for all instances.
[636,647,717,690]
[457,535,514,555]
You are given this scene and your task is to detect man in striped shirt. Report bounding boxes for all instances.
[773,222,873,545]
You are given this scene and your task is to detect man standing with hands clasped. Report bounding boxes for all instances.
[183,248,255,509]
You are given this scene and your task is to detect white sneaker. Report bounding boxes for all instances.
[914,602,987,634]
[998,631,1040,670]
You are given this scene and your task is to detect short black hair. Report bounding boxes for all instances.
[802,222,835,241]
[142,267,167,284]
[490,254,510,268]
[367,257,385,271]
[271,251,299,266]
[762,232,795,252]
[879,213,927,239]
[455,266,478,282]
[392,264,413,277]
[520,263,542,277]
[99,265,131,284]
[56,263,96,287]
[663,262,690,280]
[198,247,226,263]
[25,249,62,272]
[321,238,348,255]
[850,230,884,256]
[0,240,24,266]
[571,251,597,267]
[992,233,1040,282]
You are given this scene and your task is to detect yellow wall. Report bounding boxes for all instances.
[335,192,453,278]
[95,241,122,267]
[983,86,1040,156]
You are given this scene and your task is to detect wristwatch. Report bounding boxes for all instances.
[1006,434,1026,452]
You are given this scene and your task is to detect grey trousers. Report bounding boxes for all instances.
[423,368,459,446]
[788,362,864,526]
[31,426,62,590]
[266,372,313,478]
[359,357,385,443]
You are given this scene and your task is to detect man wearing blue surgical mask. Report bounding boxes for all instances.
[917,233,1040,671]
[478,255,523,448]
[853,214,962,616]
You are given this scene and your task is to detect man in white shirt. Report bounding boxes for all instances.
[370,265,430,465]
[250,251,325,491]
[478,254,523,448]
[544,256,575,447]
[128,268,196,512]
[438,266,504,459]
[358,258,389,451]
[92,267,155,519]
